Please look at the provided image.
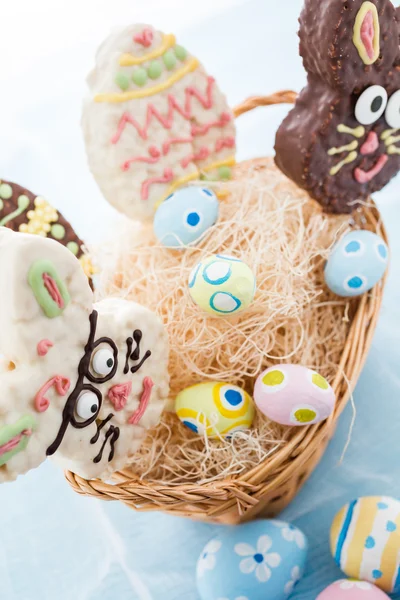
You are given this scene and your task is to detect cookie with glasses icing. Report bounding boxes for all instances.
[0,229,169,481]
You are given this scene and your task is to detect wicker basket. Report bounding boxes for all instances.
[65,92,388,524]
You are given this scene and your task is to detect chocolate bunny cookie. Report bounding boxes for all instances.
[275,0,400,213]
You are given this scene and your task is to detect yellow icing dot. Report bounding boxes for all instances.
[312,373,329,390]
[262,369,285,386]
[294,408,317,423]
[19,224,27,232]
[79,254,97,278]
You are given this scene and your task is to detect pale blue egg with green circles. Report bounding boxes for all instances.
[153,186,219,248]
[324,230,389,297]
[189,254,256,316]
[196,519,308,600]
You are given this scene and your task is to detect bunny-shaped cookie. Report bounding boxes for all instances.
[275,0,400,214]
[0,228,169,481]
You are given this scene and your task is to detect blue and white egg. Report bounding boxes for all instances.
[153,186,219,247]
[196,519,308,600]
[188,254,256,316]
[324,230,389,297]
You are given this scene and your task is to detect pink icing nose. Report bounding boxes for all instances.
[108,382,132,411]
[360,131,379,155]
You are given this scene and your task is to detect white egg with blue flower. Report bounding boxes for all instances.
[153,186,219,248]
[196,519,308,600]
[324,230,388,297]
[188,254,256,316]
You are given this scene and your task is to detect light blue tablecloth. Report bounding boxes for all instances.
[1,1,400,598]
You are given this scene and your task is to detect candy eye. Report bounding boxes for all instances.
[76,391,100,421]
[385,90,400,128]
[92,348,115,376]
[355,85,388,125]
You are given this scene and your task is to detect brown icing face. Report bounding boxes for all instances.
[275,0,400,213]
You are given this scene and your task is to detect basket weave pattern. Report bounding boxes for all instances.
[66,93,388,524]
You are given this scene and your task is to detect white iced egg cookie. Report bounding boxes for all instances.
[324,230,389,297]
[188,254,256,316]
[0,228,169,482]
[175,382,255,438]
[82,24,236,221]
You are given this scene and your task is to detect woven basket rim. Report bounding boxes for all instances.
[65,91,388,522]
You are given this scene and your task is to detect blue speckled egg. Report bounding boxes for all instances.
[153,186,219,247]
[196,519,308,600]
[324,230,389,297]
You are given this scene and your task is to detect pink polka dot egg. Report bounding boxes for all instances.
[316,580,390,600]
[253,364,336,426]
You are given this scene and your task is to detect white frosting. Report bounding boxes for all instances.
[82,24,236,220]
[0,229,169,481]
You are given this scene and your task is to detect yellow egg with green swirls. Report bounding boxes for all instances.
[188,254,256,316]
[175,381,255,438]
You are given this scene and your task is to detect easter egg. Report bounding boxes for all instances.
[254,364,335,426]
[324,230,389,297]
[316,580,390,600]
[330,496,400,593]
[175,381,255,438]
[196,519,308,600]
[153,186,219,247]
[188,254,256,316]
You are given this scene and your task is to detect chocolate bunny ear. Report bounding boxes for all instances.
[299,0,399,93]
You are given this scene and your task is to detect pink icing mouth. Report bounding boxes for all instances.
[128,377,154,425]
[0,429,32,457]
[354,154,388,183]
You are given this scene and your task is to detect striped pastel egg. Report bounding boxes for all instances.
[317,580,390,599]
[254,364,335,426]
[324,230,389,297]
[188,254,256,316]
[175,381,255,438]
[153,186,219,247]
[330,496,400,593]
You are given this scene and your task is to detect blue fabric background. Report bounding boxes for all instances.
[0,0,399,598]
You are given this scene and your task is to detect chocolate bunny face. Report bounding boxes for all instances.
[0,229,169,481]
[275,0,400,213]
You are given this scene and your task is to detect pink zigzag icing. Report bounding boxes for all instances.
[111,77,222,144]
[141,168,174,200]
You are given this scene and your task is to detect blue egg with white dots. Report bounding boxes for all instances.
[324,230,389,297]
[153,186,219,248]
[196,519,308,600]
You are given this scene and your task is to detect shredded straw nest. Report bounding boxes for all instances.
[95,157,360,486]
